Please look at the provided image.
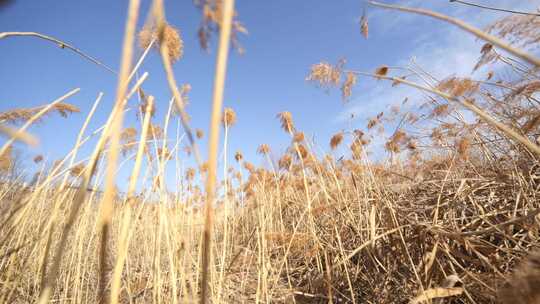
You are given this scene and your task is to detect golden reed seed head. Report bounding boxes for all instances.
[330,132,344,150]
[354,129,365,138]
[407,140,417,151]
[481,43,493,55]
[277,111,295,134]
[197,1,248,52]
[360,13,369,39]
[0,146,12,172]
[150,124,164,140]
[350,138,365,160]
[120,127,137,142]
[234,151,243,162]
[385,130,407,153]
[199,162,209,173]
[161,24,183,62]
[257,144,270,155]
[431,104,451,118]
[177,84,192,107]
[69,163,85,177]
[120,127,138,156]
[138,27,153,50]
[185,168,196,181]
[243,161,255,173]
[367,118,378,130]
[341,72,357,101]
[306,61,342,88]
[53,102,80,118]
[278,154,292,169]
[158,147,172,161]
[374,65,389,78]
[474,43,497,71]
[0,109,34,124]
[139,22,184,63]
[0,102,79,124]
[295,144,309,160]
[293,131,305,143]
[196,129,204,139]
[222,107,237,127]
[437,77,479,97]
[33,155,43,164]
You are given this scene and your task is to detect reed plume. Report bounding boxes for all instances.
[330,132,344,150]
[139,21,183,62]
[277,111,295,134]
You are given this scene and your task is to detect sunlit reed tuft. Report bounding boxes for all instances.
[330,132,344,150]
[277,111,295,134]
[139,22,183,62]
[222,107,237,127]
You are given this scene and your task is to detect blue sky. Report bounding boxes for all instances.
[0,0,535,190]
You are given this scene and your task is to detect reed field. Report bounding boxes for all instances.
[1,1,540,303]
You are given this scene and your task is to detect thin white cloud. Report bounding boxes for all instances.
[368,0,536,33]
[337,0,537,123]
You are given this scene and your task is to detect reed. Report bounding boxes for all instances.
[1,2,540,304]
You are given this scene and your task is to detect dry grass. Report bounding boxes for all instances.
[1,2,540,304]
